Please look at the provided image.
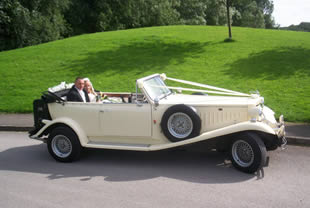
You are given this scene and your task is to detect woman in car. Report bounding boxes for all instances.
[84,78,98,102]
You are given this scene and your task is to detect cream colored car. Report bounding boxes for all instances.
[29,73,286,173]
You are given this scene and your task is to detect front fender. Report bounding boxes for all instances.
[30,117,89,146]
[209,121,276,136]
[150,121,276,150]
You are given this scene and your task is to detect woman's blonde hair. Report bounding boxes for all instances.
[84,78,96,95]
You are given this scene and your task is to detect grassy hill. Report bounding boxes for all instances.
[1,25,310,122]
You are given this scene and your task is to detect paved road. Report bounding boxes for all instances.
[1,132,310,208]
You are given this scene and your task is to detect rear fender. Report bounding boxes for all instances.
[31,117,88,146]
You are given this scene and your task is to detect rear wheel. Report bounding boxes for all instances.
[47,126,82,162]
[230,132,267,173]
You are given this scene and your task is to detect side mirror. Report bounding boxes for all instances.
[154,97,159,107]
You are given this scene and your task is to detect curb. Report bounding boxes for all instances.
[0,126,33,132]
[1,125,309,147]
[286,136,310,146]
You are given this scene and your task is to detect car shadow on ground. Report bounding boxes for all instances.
[0,143,259,184]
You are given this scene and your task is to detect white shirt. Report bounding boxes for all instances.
[75,87,86,102]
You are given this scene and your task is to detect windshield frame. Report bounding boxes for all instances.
[142,75,172,101]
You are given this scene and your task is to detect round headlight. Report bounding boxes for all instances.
[260,97,264,105]
[248,106,263,117]
[258,106,263,116]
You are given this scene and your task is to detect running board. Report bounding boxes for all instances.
[85,141,151,151]
[85,141,185,151]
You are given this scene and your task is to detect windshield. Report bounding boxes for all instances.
[143,76,171,100]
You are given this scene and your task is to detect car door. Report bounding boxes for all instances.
[99,103,152,137]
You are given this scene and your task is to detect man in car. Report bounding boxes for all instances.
[67,77,90,102]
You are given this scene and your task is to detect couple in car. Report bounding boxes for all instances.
[67,77,102,102]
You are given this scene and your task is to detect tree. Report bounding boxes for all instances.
[0,0,70,51]
[177,0,207,25]
[232,0,275,28]
[282,22,310,32]
[65,0,180,34]
[1,0,277,51]
[219,0,275,39]
[226,0,232,39]
[205,0,227,25]
[239,1,265,28]
[214,0,235,40]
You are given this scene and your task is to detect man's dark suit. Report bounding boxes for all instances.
[67,86,90,102]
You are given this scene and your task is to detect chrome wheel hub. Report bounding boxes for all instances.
[51,135,72,158]
[232,140,254,167]
[167,112,193,139]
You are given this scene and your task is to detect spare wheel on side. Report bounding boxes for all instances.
[160,104,201,142]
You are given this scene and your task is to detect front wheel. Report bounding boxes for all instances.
[230,132,267,173]
[47,126,82,162]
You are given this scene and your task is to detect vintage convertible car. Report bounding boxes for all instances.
[29,73,286,173]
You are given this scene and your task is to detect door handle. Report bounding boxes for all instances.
[100,109,111,113]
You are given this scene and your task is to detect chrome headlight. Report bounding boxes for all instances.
[248,105,263,118]
[258,105,263,116]
[263,106,277,124]
[260,97,264,105]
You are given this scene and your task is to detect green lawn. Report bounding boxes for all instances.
[1,25,310,122]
